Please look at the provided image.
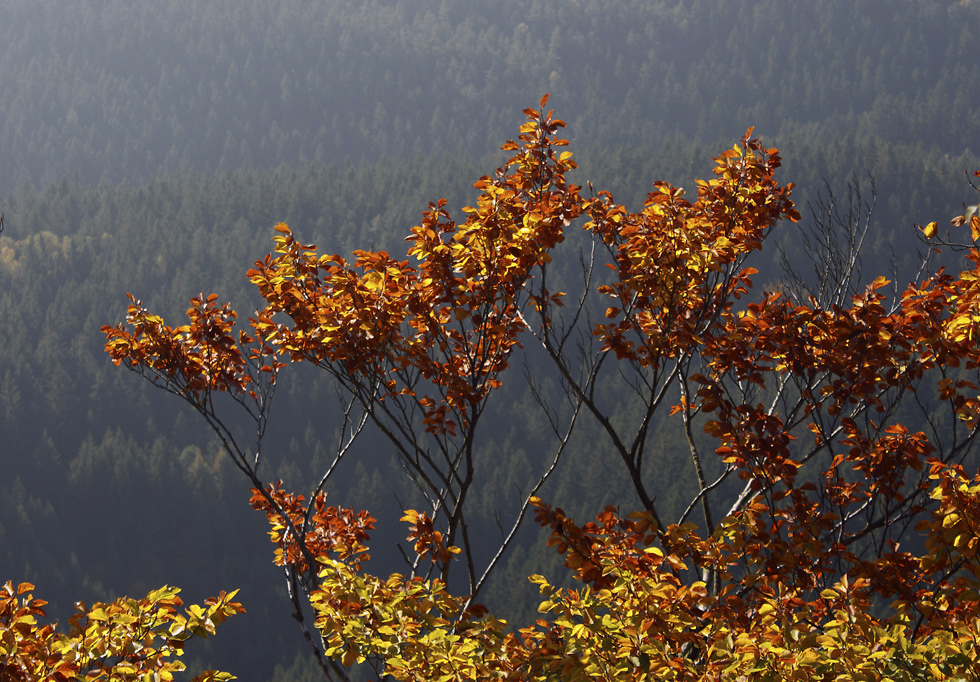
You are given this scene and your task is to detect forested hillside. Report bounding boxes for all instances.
[1,1,979,679]
[1,0,978,193]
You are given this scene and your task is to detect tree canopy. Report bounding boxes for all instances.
[85,99,980,680]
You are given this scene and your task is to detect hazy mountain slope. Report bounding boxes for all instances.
[0,0,976,194]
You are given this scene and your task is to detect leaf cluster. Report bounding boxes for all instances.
[0,580,243,682]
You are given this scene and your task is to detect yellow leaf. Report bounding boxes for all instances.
[363,272,383,291]
[971,214,980,242]
[921,222,938,239]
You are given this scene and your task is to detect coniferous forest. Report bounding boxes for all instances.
[2,1,980,679]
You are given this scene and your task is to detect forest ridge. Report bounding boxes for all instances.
[0,0,976,193]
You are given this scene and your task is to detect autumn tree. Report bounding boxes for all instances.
[101,97,980,680]
[0,581,243,681]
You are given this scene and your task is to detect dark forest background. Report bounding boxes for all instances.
[1,1,979,679]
